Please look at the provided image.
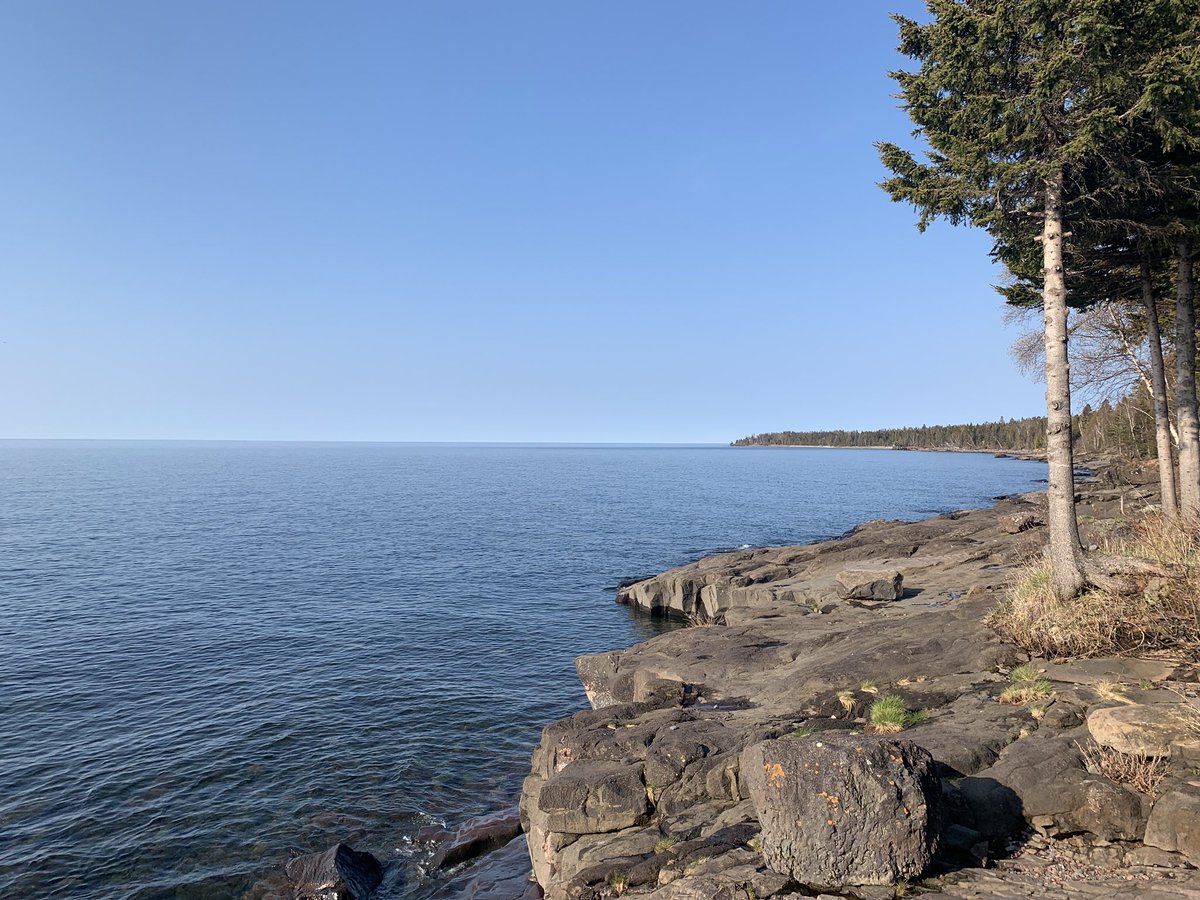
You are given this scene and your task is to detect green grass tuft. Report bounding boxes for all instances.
[999,678,1053,705]
[868,694,924,733]
[1009,662,1041,683]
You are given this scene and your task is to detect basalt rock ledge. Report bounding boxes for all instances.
[516,464,1200,900]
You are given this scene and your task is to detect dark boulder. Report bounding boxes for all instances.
[955,729,1142,844]
[742,734,942,886]
[1000,512,1044,534]
[285,843,382,900]
[835,569,904,601]
[958,729,1148,841]
[430,808,523,869]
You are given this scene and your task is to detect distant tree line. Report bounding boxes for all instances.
[733,395,1160,457]
[732,417,1048,451]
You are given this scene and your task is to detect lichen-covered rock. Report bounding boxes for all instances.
[741,734,942,886]
[835,569,904,600]
[284,843,382,900]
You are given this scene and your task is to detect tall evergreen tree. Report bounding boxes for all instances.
[1114,1,1200,510]
[877,0,1162,599]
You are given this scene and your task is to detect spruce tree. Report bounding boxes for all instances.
[877,0,1157,599]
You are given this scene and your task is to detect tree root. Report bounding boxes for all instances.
[1083,553,1173,594]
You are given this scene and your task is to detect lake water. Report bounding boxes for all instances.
[0,442,1047,898]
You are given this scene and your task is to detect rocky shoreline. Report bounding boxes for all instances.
[285,457,1200,899]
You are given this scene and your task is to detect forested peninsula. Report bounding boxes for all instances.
[732,416,1046,451]
[732,398,1156,455]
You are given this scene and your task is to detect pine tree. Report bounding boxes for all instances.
[1145,5,1200,515]
[876,0,1165,599]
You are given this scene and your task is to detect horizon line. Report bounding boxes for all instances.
[0,437,740,446]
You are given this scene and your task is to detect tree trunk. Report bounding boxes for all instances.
[1041,170,1086,599]
[1143,254,1178,519]
[1176,242,1200,517]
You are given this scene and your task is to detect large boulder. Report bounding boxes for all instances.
[1087,703,1193,757]
[1145,780,1200,866]
[285,843,382,900]
[835,569,904,601]
[741,734,942,886]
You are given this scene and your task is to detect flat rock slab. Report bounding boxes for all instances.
[1088,704,1193,757]
[919,868,1200,899]
[1037,657,1179,686]
[742,734,941,886]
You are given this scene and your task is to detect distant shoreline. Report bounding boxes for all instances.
[731,443,1046,460]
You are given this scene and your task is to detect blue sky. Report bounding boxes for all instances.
[0,1,1043,442]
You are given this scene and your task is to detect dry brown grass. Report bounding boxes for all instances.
[988,515,1200,657]
[1076,738,1168,797]
[999,680,1054,704]
[685,608,723,627]
[1093,677,1130,703]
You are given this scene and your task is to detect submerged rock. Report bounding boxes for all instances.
[430,807,523,870]
[742,734,942,886]
[433,832,541,899]
[284,843,382,900]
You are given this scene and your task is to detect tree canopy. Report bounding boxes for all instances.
[874,0,1189,598]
